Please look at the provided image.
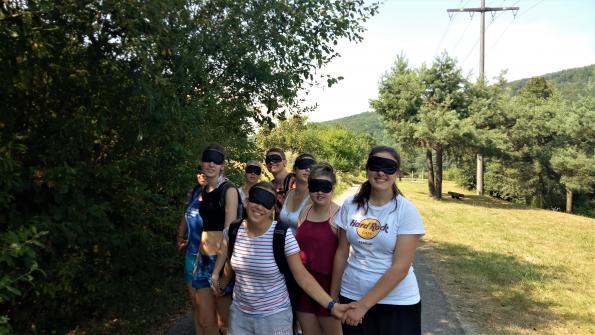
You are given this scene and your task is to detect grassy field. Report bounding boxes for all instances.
[398,180,595,335]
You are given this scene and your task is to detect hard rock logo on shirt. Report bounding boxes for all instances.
[350,218,389,239]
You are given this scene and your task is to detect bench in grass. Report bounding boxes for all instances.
[448,191,464,200]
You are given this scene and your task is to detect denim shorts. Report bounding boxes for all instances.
[184,252,197,283]
[229,303,293,335]
[192,254,233,295]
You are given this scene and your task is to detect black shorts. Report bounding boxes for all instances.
[340,295,421,335]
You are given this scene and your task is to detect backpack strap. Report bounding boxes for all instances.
[227,219,243,260]
[272,220,290,274]
[272,220,299,311]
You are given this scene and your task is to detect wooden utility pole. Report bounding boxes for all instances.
[447,0,519,195]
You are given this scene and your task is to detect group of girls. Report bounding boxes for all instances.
[177,144,425,335]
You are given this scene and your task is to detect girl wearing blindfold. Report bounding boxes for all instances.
[176,164,208,334]
[264,148,296,219]
[279,153,316,235]
[239,160,262,205]
[331,146,425,335]
[294,163,343,335]
[193,144,239,335]
[211,182,350,334]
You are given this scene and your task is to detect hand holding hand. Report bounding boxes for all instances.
[330,302,349,320]
[210,274,223,296]
[342,301,367,326]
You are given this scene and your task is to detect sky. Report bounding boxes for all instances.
[303,0,595,122]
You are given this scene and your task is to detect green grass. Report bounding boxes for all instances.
[398,180,595,335]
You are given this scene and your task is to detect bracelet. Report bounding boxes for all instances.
[326,299,337,313]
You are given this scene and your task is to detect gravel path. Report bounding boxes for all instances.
[168,184,468,335]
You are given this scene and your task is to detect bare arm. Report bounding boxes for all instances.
[330,228,349,299]
[176,216,187,251]
[211,236,229,295]
[209,187,238,295]
[224,187,239,228]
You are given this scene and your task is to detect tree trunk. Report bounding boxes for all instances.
[476,151,484,195]
[425,148,436,197]
[538,170,545,208]
[435,146,443,199]
[566,189,573,213]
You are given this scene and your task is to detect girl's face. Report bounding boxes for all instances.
[200,160,223,179]
[246,188,275,224]
[367,151,398,193]
[265,152,285,175]
[244,165,261,184]
[196,173,207,186]
[294,156,315,183]
[308,175,333,206]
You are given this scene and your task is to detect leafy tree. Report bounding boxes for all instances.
[515,80,564,208]
[256,116,373,174]
[550,93,595,212]
[371,53,473,199]
[0,0,377,332]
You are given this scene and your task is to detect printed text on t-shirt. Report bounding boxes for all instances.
[350,218,389,239]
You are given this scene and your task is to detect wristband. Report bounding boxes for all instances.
[326,299,337,313]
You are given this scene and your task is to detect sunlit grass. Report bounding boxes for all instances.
[399,180,595,335]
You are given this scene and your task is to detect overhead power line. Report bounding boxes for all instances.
[446,0,519,196]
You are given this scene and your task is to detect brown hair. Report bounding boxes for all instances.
[250,181,276,195]
[309,162,336,185]
[353,146,402,213]
[202,143,225,158]
[265,147,286,160]
[245,160,261,169]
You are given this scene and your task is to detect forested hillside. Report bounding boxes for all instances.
[322,64,595,134]
[320,111,382,135]
[508,64,594,99]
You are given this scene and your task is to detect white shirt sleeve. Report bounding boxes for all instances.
[397,199,425,235]
[334,199,352,230]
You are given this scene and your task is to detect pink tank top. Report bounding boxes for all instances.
[295,207,338,275]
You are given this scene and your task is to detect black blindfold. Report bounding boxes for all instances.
[248,187,276,210]
[245,165,262,175]
[202,149,225,165]
[295,158,316,170]
[308,179,333,193]
[366,156,398,175]
[265,154,283,165]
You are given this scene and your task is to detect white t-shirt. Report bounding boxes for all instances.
[334,195,425,305]
[228,220,300,316]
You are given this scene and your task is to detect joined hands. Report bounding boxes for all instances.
[330,300,367,326]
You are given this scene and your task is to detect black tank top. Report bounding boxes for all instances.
[199,186,225,231]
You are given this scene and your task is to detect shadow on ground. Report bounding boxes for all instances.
[420,240,564,334]
[407,187,531,211]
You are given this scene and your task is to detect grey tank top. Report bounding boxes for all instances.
[278,192,309,235]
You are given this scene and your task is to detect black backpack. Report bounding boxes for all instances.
[227,220,299,311]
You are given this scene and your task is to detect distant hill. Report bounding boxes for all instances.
[319,64,594,131]
[508,64,594,99]
[318,112,383,136]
